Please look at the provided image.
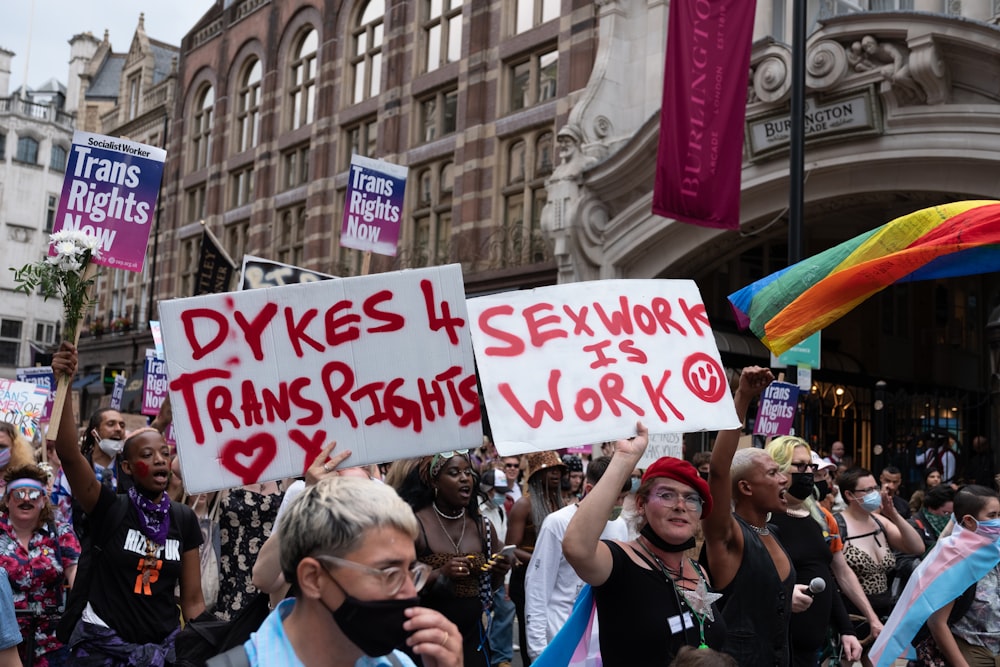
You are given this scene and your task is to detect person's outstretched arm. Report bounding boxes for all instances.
[51,342,102,515]
[702,366,773,590]
[563,422,648,586]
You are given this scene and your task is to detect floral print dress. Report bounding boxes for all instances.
[215,485,284,621]
[0,514,81,666]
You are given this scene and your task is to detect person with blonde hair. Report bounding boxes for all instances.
[0,463,80,665]
[0,424,39,495]
[702,366,796,667]
[227,475,462,666]
[765,436,868,666]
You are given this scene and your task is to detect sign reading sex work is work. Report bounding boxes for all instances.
[467,280,739,454]
[339,154,407,257]
[51,131,166,273]
[158,264,481,493]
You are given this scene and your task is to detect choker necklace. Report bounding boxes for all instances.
[746,516,770,536]
[640,523,696,553]
[432,502,465,520]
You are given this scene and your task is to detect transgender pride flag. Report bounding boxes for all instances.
[532,586,601,667]
[869,524,1000,667]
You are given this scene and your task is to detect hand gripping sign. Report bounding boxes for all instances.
[158,264,481,493]
[467,280,739,455]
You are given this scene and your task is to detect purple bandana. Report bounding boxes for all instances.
[128,486,171,545]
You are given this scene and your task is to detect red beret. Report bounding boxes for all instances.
[641,457,713,519]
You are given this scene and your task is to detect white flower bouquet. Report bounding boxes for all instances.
[11,229,102,342]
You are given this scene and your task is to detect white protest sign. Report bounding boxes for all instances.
[467,280,738,455]
[159,264,481,493]
[637,432,684,469]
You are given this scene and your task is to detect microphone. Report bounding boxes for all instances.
[806,577,826,597]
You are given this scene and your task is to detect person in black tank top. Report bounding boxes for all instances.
[701,367,798,667]
[563,424,726,665]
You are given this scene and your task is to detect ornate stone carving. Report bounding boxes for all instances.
[806,40,848,91]
[849,36,926,105]
[752,53,791,103]
[908,37,950,105]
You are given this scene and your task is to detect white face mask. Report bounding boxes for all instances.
[94,430,125,457]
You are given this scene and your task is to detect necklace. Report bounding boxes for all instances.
[432,502,466,520]
[636,539,713,648]
[747,522,770,536]
[433,508,467,553]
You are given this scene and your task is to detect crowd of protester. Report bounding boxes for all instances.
[0,346,998,667]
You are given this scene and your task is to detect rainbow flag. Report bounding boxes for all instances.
[728,200,1000,355]
[869,524,1000,667]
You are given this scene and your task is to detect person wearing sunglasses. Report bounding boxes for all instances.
[224,476,461,667]
[764,436,867,667]
[0,464,81,666]
[0,425,38,498]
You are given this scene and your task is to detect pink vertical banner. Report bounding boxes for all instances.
[652,0,757,230]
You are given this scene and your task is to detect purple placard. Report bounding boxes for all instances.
[142,355,169,417]
[339,154,408,257]
[752,381,800,437]
[15,366,56,422]
[50,131,167,273]
[110,374,127,410]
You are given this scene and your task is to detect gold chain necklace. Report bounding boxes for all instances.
[433,508,467,553]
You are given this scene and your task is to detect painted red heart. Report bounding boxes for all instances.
[220,433,277,485]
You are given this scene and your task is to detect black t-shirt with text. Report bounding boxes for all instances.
[87,485,201,644]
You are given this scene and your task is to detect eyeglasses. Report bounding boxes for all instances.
[504,463,520,469]
[650,490,703,512]
[314,554,431,596]
[789,462,817,472]
[8,488,43,502]
[851,486,879,495]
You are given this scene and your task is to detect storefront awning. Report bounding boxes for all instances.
[71,374,101,390]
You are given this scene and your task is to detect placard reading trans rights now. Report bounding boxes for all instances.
[50,131,166,273]
[339,154,407,256]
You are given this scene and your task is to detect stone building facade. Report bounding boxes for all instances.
[0,51,75,376]
[74,0,1000,470]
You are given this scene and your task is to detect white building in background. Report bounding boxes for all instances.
[0,46,88,377]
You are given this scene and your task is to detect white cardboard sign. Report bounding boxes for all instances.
[467,280,738,455]
[159,264,481,493]
[637,433,684,469]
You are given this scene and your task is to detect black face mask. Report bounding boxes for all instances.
[698,470,710,482]
[814,480,831,500]
[787,472,815,501]
[327,587,420,656]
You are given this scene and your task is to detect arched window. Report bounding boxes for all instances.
[290,29,318,129]
[351,0,384,103]
[236,59,262,151]
[16,136,38,164]
[536,132,553,175]
[191,85,214,170]
[508,140,526,184]
[500,132,551,267]
[50,144,68,171]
